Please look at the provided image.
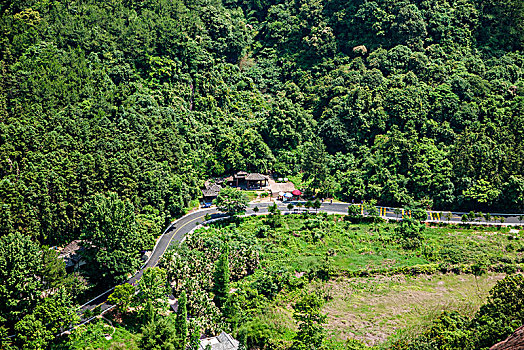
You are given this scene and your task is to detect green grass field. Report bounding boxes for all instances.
[236,214,519,275]
[65,318,139,350]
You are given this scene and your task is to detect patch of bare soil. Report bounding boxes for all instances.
[322,273,506,347]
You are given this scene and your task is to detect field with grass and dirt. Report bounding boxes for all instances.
[157,212,522,348]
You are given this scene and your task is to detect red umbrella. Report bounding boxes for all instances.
[292,190,302,196]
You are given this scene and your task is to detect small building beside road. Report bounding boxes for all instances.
[58,240,86,273]
[202,172,270,202]
[202,183,222,202]
[200,332,239,350]
[268,179,296,198]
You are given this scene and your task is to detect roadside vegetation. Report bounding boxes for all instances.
[154,214,524,349]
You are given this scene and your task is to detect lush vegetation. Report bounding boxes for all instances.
[2,0,524,348]
[155,213,524,349]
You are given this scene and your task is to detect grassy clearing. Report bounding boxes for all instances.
[66,318,139,350]
[244,190,260,201]
[214,215,520,347]
[322,273,505,347]
[236,214,520,276]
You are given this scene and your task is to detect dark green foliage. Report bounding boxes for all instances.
[0,232,78,349]
[469,274,524,349]
[266,205,282,228]
[395,218,425,249]
[0,232,45,328]
[137,267,169,315]
[138,317,176,350]
[108,283,136,313]
[291,293,327,350]
[81,192,147,285]
[395,275,524,350]
[2,0,524,347]
[174,291,188,350]
[213,248,230,309]
[1,0,524,263]
[347,205,362,217]
[392,311,469,350]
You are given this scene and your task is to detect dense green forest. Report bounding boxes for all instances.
[2,0,524,247]
[2,0,524,348]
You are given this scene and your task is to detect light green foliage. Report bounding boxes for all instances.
[463,179,501,205]
[81,193,146,285]
[137,267,169,314]
[348,205,362,217]
[364,200,379,217]
[67,319,139,349]
[1,0,524,262]
[214,187,249,217]
[108,283,136,313]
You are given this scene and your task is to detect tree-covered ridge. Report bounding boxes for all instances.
[2,0,524,246]
[1,1,524,348]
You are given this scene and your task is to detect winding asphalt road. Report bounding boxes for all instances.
[77,201,524,320]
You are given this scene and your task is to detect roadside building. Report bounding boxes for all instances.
[58,240,86,273]
[269,180,296,198]
[225,171,269,189]
[199,332,239,350]
[202,183,222,202]
[245,173,269,189]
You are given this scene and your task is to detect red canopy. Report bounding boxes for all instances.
[292,190,302,196]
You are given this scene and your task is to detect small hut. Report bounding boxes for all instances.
[202,183,222,202]
[200,332,239,350]
[245,173,269,189]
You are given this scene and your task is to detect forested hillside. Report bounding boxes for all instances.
[2,0,524,348]
[2,0,524,246]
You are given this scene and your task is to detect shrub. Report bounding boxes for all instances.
[395,218,425,249]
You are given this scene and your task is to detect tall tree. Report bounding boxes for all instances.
[81,192,145,285]
[214,187,248,217]
[291,293,327,350]
[213,248,230,309]
[137,267,169,314]
[139,317,177,350]
[302,139,329,193]
[0,232,44,329]
[108,283,136,313]
[175,290,188,350]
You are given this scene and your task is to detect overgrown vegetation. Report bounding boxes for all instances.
[2,0,524,348]
[155,214,524,349]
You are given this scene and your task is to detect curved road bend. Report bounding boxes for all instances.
[79,202,523,315]
[79,208,223,314]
